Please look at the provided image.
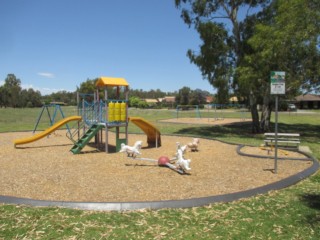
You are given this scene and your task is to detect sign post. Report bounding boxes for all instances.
[270,71,285,174]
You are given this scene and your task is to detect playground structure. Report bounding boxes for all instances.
[176,105,201,119]
[175,104,248,122]
[71,77,161,154]
[69,77,131,154]
[33,102,69,133]
[13,77,161,154]
[13,116,82,147]
[128,117,161,147]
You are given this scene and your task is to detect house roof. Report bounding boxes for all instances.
[229,96,238,102]
[163,96,175,103]
[206,96,214,103]
[295,94,320,102]
[95,76,129,87]
[144,99,159,103]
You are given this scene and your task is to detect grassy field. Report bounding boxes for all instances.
[0,107,319,239]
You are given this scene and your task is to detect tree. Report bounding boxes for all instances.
[0,85,9,108]
[175,0,319,132]
[128,96,149,108]
[237,0,320,131]
[130,88,167,99]
[189,89,208,105]
[130,89,145,98]
[77,78,110,102]
[77,79,97,102]
[138,100,149,109]
[1,74,43,108]
[3,74,22,108]
[49,91,76,105]
[187,21,232,104]
[20,89,36,108]
[129,96,141,108]
[176,86,191,105]
[175,0,269,132]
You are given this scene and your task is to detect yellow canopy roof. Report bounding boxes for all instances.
[95,76,129,87]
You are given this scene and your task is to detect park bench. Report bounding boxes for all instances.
[264,133,300,149]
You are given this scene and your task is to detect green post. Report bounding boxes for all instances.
[116,138,127,152]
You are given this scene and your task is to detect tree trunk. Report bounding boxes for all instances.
[260,92,272,133]
[249,92,261,133]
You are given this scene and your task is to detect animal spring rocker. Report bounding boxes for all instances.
[175,143,191,172]
[119,140,142,158]
[155,142,191,174]
[120,141,191,174]
[187,138,200,152]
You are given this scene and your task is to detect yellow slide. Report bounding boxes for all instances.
[129,117,161,147]
[14,116,82,147]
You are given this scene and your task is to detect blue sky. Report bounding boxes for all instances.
[0,0,217,95]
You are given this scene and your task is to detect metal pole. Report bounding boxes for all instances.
[105,87,108,153]
[215,104,217,120]
[82,99,86,133]
[176,106,179,119]
[33,106,46,133]
[125,86,129,145]
[77,92,79,116]
[274,95,279,174]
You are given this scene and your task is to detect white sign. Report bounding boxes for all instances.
[270,71,285,95]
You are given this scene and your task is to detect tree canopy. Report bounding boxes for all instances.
[0,74,75,108]
[175,0,320,132]
[1,74,214,109]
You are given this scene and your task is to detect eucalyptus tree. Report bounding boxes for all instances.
[237,0,320,131]
[176,86,191,105]
[175,0,270,133]
[189,89,209,105]
[3,74,22,108]
[19,88,42,107]
[175,0,319,133]
[0,85,9,108]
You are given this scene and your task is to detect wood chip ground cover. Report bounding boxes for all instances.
[0,129,311,202]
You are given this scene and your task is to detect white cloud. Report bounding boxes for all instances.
[37,72,55,78]
[21,84,34,90]
[0,80,4,86]
[21,84,72,95]
[40,87,66,95]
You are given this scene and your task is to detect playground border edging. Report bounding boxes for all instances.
[1,143,318,211]
[236,144,313,161]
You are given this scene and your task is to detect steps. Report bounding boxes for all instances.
[70,124,104,154]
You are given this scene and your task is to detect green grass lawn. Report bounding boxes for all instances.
[0,107,319,239]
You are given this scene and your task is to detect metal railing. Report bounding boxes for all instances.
[66,100,105,142]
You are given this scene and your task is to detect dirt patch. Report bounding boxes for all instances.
[159,117,251,125]
[0,130,312,202]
